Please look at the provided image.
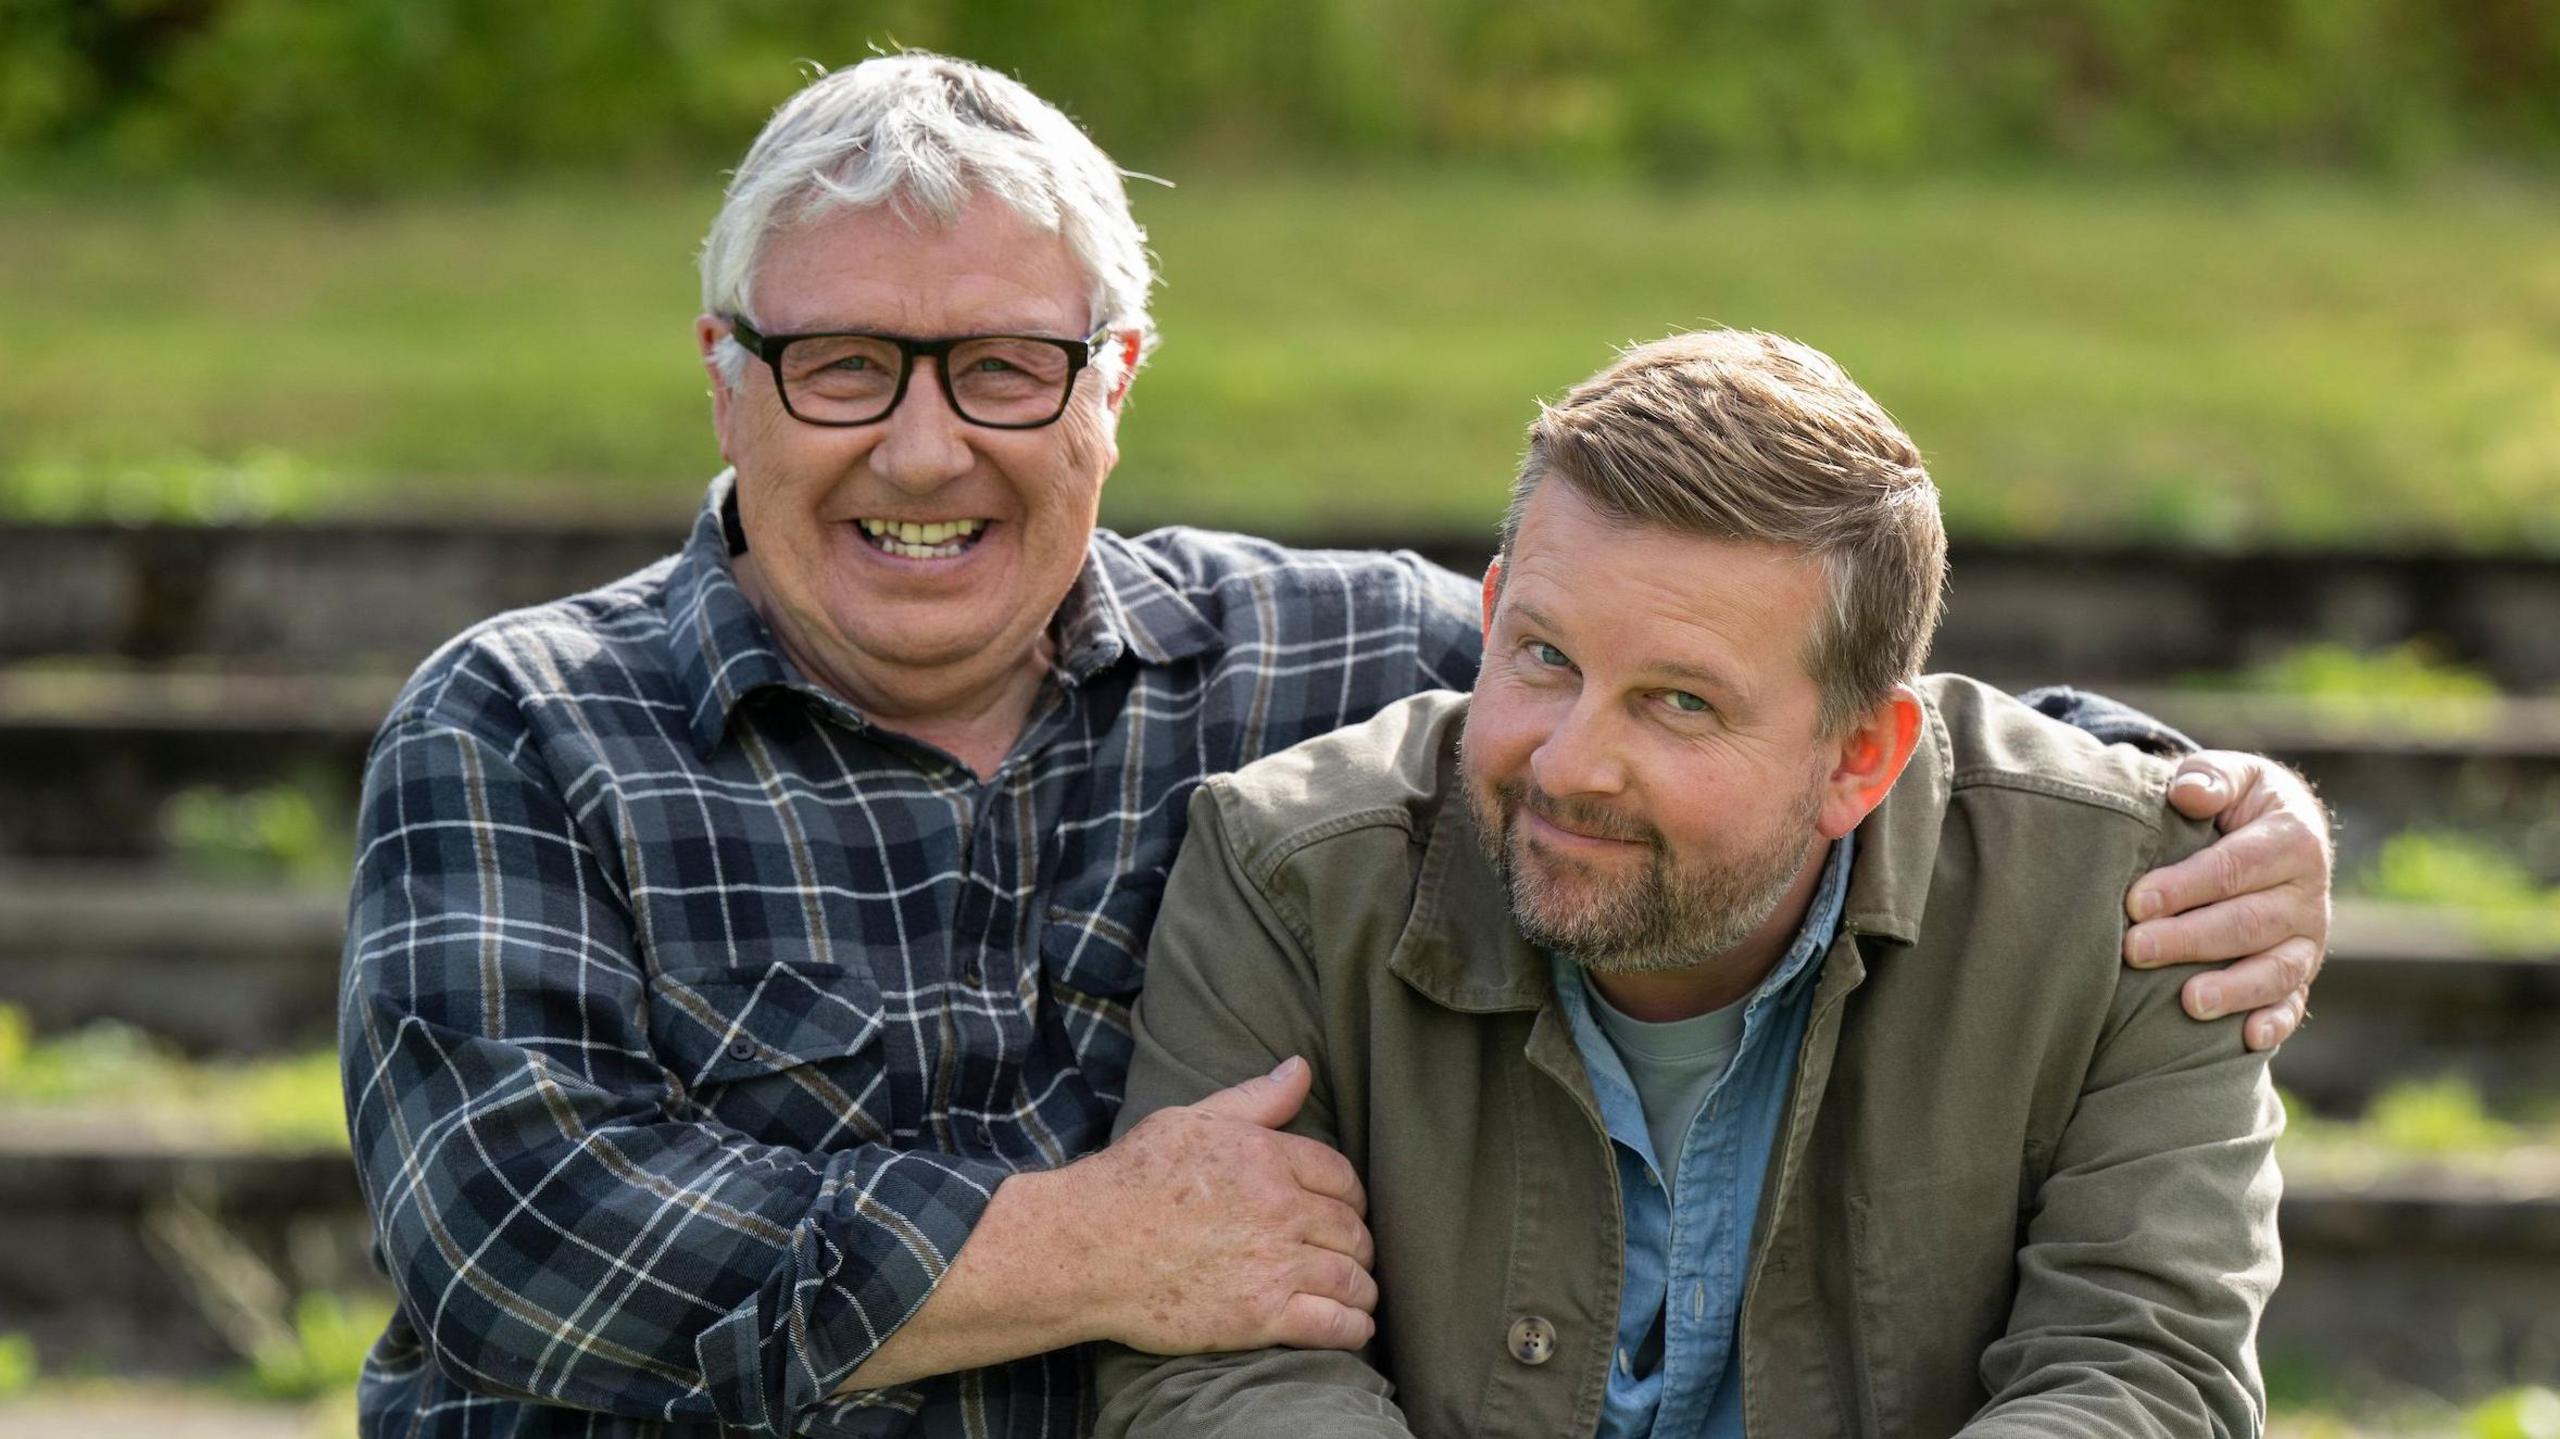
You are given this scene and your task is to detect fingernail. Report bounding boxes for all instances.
[2131,889,2162,922]
[2192,982,2221,1020]
[2129,930,2155,966]
[1269,1057,1298,1080]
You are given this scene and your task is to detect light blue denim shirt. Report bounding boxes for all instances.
[1552,834,1855,1439]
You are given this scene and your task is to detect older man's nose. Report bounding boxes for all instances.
[868,359,975,489]
[1529,702,1627,798]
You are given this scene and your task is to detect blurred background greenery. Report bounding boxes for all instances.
[1,0,2556,545]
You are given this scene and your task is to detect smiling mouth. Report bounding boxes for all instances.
[856,517,991,560]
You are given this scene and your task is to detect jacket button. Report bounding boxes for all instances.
[1505,1315,1557,1366]
[726,1037,757,1062]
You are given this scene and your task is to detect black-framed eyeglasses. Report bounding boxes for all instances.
[727,317,1108,429]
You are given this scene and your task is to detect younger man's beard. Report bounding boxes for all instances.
[1466,771,1821,974]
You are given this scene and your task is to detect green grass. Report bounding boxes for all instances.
[0,1006,345,1149]
[2187,642,2507,703]
[3,171,2558,544]
[2351,831,2560,951]
[2278,1077,2560,1185]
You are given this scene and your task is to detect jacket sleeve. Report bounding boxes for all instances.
[1962,816,2283,1438]
[1091,784,1414,1438]
[339,716,1015,1437]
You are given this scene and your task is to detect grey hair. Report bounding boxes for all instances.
[700,52,1157,390]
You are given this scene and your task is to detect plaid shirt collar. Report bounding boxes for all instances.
[661,474,1225,758]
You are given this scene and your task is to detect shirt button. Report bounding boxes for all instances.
[1506,1315,1557,1366]
[962,962,984,986]
[725,1037,757,1063]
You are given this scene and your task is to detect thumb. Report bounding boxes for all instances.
[2166,756,2237,821]
[1190,1056,1312,1129]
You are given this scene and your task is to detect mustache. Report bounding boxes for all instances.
[1498,780,1659,848]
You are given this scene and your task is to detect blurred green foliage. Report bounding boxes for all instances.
[2278,1076,2560,1192]
[2469,1387,2560,1439]
[0,1004,346,1148]
[2,0,2556,189]
[0,1331,34,1400]
[2355,829,2560,951]
[2215,642,2503,703]
[161,783,348,886]
[0,448,326,523]
[242,1293,390,1402]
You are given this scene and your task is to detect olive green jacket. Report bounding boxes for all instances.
[1095,678,2282,1438]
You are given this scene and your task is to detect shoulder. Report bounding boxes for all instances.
[376,554,683,753]
[1192,689,1468,886]
[1109,526,1479,635]
[1920,673,2186,835]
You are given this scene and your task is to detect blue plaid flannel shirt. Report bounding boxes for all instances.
[339,477,1485,1437]
[340,476,2186,1438]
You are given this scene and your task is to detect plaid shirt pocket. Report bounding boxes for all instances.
[649,961,892,1145]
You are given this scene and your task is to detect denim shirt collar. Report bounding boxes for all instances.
[1551,831,1856,1174]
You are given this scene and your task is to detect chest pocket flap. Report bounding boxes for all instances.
[650,960,887,1090]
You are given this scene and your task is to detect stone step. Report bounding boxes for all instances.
[8,518,2560,687]
[5,867,2556,1123]
[4,665,2557,865]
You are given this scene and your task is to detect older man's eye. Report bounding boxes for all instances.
[1528,642,1571,668]
[1664,690,1709,714]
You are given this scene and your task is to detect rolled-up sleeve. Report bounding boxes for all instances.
[340,715,1013,1437]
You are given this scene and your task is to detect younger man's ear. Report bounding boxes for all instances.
[1818,685,1924,840]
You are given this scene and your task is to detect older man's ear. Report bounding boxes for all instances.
[694,313,738,455]
[1105,329,1146,411]
[1817,686,1925,841]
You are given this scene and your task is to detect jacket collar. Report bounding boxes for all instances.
[1388,687,1953,1013]
[1838,685,1952,947]
[660,474,1224,759]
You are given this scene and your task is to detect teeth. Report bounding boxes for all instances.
[857,518,987,560]
[858,518,985,543]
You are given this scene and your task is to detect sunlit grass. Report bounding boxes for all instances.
[0,1005,344,1149]
[2,172,2556,545]
[2279,1077,2560,1187]
[2349,831,2560,951]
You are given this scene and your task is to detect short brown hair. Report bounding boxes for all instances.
[1502,329,1947,736]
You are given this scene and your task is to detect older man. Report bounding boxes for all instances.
[340,54,2326,1438]
[1099,332,2284,1437]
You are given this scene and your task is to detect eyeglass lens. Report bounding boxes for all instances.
[777,336,1078,425]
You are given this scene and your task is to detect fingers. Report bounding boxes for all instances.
[1296,1194,1376,1269]
[2177,936,2320,1026]
[2126,886,2305,970]
[1270,1289,1377,1352]
[2127,811,2324,927]
[2241,991,2309,1052]
[2164,754,2243,821]
[1274,1131,1369,1216]
[1294,1245,1380,1315]
[1190,1055,1313,1129]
